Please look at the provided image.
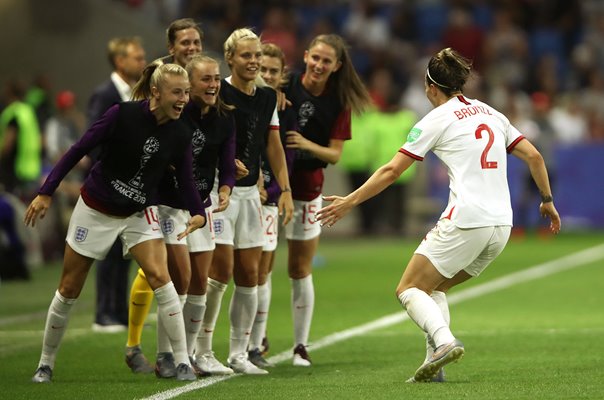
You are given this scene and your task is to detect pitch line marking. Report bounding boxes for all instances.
[140,243,604,400]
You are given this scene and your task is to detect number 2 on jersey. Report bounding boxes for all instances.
[475,123,498,169]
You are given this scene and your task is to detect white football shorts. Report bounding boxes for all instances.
[66,196,163,260]
[157,204,215,252]
[415,218,511,278]
[213,185,265,249]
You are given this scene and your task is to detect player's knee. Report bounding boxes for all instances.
[143,268,171,290]
[396,286,423,309]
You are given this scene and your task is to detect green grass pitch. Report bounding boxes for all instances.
[1,232,603,399]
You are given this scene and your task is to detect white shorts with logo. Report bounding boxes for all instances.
[66,196,163,260]
[415,218,511,279]
[285,195,322,241]
[213,185,265,249]
[158,205,215,252]
[262,205,279,252]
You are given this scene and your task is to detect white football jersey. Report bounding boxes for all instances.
[401,95,524,228]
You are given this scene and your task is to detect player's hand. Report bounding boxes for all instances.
[177,214,206,240]
[276,90,291,111]
[24,195,51,227]
[316,195,353,228]
[213,190,230,213]
[278,191,294,225]
[235,159,249,180]
[286,131,310,150]
[259,187,268,204]
[539,202,561,234]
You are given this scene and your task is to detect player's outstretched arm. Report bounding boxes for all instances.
[317,152,415,227]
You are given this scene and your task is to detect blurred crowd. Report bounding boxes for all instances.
[175,0,604,234]
[1,0,603,277]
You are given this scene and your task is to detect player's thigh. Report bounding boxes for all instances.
[209,243,234,283]
[233,246,262,286]
[130,238,169,289]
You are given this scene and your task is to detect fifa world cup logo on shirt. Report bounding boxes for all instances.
[129,137,160,189]
[298,101,315,129]
[296,101,315,160]
[192,129,207,191]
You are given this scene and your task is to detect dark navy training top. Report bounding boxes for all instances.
[158,102,236,210]
[39,100,205,218]
[220,79,278,188]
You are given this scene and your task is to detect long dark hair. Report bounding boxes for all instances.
[307,34,371,115]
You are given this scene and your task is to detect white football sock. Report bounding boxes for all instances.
[291,275,314,346]
[156,294,185,355]
[39,290,76,368]
[424,290,451,362]
[250,278,271,350]
[197,278,227,355]
[154,283,189,366]
[183,294,206,356]
[265,271,272,339]
[228,285,257,359]
[398,287,455,348]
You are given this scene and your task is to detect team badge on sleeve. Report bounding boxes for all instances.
[161,218,175,235]
[74,226,88,242]
[407,127,422,143]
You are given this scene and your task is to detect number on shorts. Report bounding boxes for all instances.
[144,207,159,225]
[301,203,317,225]
[265,213,277,236]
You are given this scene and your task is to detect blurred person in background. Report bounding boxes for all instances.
[25,73,54,132]
[0,186,29,280]
[366,67,417,235]
[160,18,203,68]
[43,90,88,237]
[88,36,146,333]
[0,79,42,202]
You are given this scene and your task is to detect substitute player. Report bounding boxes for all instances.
[283,34,371,366]
[27,63,204,383]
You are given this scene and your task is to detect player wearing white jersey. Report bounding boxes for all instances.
[402,96,523,229]
[317,48,560,383]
